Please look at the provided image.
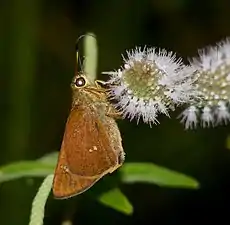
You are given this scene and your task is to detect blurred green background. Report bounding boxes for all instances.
[1,0,230,224]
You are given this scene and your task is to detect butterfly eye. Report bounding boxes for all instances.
[74,76,86,87]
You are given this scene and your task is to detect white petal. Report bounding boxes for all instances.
[201,106,214,128]
[112,85,126,96]
[155,101,169,117]
[178,106,198,129]
[215,101,230,125]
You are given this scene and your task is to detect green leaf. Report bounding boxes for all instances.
[0,152,58,183]
[0,161,54,183]
[120,163,199,189]
[37,152,58,165]
[0,152,199,190]
[98,188,133,215]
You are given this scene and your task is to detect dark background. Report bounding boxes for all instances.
[1,0,230,224]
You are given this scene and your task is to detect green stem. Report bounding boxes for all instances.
[83,33,98,81]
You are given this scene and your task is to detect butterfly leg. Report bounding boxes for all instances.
[95,80,107,88]
[106,106,122,119]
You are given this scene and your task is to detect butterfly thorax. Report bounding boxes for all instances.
[72,85,110,114]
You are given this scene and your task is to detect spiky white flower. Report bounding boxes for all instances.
[179,38,230,129]
[103,47,198,126]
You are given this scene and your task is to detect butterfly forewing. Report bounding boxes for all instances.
[56,105,119,177]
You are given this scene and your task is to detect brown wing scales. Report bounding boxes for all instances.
[59,106,118,177]
[53,148,101,198]
[53,105,123,198]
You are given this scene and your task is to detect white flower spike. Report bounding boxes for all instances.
[103,47,198,126]
[179,38,230,129]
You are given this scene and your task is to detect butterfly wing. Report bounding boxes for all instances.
[62,105,119,176]
[53,105,120,198]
